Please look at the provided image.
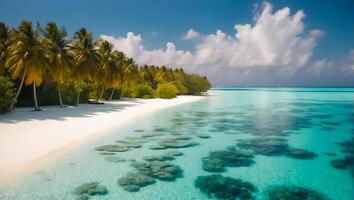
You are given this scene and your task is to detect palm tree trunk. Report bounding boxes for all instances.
[33,81,41,111]
[120,86,125,100]
[75,91,81,106]
[109,88,115,101]
[58,84,65,107]
[9,67,27,110]
[99,87,105,100]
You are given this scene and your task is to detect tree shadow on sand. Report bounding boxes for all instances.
[0,99,144,123]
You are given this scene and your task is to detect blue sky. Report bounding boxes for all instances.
[1,0,354,86]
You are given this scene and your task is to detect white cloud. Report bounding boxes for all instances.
[182,29,201,40]
[102,2,321,71]
[101,33,192,67]
[99,2,354,86]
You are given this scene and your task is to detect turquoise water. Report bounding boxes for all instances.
[1,88,354,200]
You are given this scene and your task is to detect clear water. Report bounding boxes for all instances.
[1,88,354,200]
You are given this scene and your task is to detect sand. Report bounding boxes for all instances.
[0,96,203,181]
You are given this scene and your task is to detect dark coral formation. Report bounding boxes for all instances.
[236,137,317,159]
[286,148,317,159]
[202,150,255,172]
[95,144,129,152]
[104,156,127,163]
[73,182,108,199]
[118,158,184,192]
[266,185,329,200]
[195,174,256,200]
[131,161,183,181]
[155,137,199,149]
[330,138,354,170]
[330,156,354,169]
[237,137,288,156]
[118,172,156,192]
[196,134,211,138]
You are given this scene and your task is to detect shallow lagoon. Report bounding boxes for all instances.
[1,88,353,200]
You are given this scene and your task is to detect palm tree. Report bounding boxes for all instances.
[69,28,99,106]
[95,39,122,101]
[0,22,13,76]
[42,22,71,107]
[119,58,136,99]
[6,21,48,111]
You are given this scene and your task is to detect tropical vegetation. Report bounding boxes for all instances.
[0,21,211,113]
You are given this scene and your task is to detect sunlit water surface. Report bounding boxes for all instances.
[1,88,353,200]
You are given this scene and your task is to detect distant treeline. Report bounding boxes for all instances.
[0,21,211,113]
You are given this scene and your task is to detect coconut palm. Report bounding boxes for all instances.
[0,22,13,76]
[95,39,123,101]
[69,28,99,106]
[42,22,71,107]
[6,21,48,111]
[119,58,137,99]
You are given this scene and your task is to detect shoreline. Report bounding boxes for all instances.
[0,95,204,182]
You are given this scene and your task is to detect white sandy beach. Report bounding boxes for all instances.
[0,96,203,182]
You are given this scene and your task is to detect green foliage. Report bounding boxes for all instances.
[122,85,137,98]
[136,84,154,99]
[172,80,187,95]
[0,21,212,112]
[39,83,59,106]
[184,74,211,95]
[0,76,15,113]
[60,81,94,105]
[154,82,178,99]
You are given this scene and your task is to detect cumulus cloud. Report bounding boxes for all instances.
[182,29,201,40]
[100,2,353,86]
[101,33,192,67]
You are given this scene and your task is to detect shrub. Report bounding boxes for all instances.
[184,74,211,95]
[136,84,154,99]
[39,83,59,106]
[154,82,178,99]
[173,80,188,95]
[0,76,15,113]
[60,81,94,105]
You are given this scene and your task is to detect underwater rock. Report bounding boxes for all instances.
[104,156,127,163]
[236,137,317,160]
[157,137,199,149]
[118,172,156,192]
[142,155,175,161]
[141,132,164,138]
[122,143,142,149]
[330,138,354,170]
[330,156,354,169]
[154,128,168,132]
[148,144,168,150]
[95,144,129,152]
[324,152,336,156]
[131,161,183,181]
[286,148,317,159]
[266,185,328,200]
[122,136,152,144]
[226,146,236,151]
[173,136,193,140]
[99,152,116,155]
[337,139,354,154]
[163,150,183,157]
[73,182,108,197]
[195,174,256,200]
[196,134,211,139]
[330,159,347,169]
[237,137,288,156]
[202,157,225,172]
[202,150,255,172]
[134,129,145,132]
[75,194,90,200]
